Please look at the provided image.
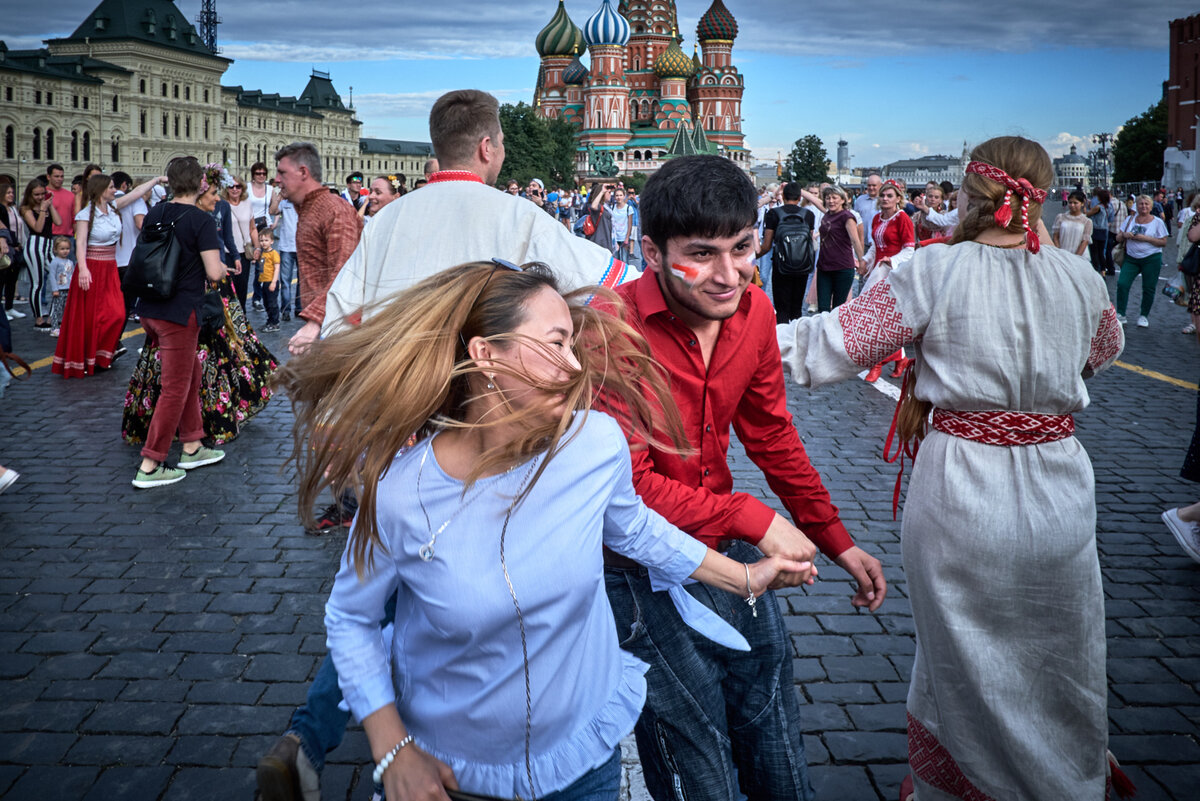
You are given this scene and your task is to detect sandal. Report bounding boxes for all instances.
[1183,323,1196,334]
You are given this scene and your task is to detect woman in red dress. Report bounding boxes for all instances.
[53,173,162,378]
[860,180,915,381]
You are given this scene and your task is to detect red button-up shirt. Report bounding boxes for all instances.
[614,273,853,558]
[296,186,363,325]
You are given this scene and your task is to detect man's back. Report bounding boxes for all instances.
[323,178,627,334]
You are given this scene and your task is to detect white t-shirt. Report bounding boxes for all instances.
[609,204,634,243]
[275,199,298,252]
[75,204,123,247]
[114,191,148,267]
[1120,215,1168,260]
[249,183,275,225]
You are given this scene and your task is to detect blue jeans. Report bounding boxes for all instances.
[278,250,300,314]
[604,540,813,801]
[377,748,620,801]
[289,591,395,772]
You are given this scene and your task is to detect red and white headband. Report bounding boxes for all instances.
[965,160,1048,253]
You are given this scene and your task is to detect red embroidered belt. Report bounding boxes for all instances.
[86,245,116,260]
[931,408,1075,446]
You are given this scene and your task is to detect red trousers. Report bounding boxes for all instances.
[139,313,205,462]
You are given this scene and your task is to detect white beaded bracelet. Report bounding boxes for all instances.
[372,734,414,784]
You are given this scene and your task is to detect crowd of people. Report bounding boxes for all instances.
[0,86,1197,801]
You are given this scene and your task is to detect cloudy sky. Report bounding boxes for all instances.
[6,0,1180,168]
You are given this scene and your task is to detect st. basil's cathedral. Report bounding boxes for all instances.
[532,0,749,178]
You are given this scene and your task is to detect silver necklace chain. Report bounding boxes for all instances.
[414,444,513,562]
[414,441,541,799]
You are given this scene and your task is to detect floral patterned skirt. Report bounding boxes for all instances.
[123,283,278,446]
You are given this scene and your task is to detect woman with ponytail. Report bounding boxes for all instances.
[776,137,1128,800]
[277,261,807,801]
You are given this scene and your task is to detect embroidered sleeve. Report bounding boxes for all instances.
[1083,305,1123,377]
[778,276,919,387]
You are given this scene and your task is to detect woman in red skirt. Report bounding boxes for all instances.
[53,173,163,378]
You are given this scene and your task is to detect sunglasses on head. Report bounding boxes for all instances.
[458,258,522,354]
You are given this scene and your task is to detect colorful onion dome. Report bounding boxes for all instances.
[562,51,590,84]
[583,0,631,47]
[654,37,695,79]
[536,1,584,58]
[696,0,738,42]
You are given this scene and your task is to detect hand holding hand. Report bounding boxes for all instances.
[748,554,813,597]
[756,514,818,586]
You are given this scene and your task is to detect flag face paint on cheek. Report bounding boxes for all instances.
[669,263,701,287]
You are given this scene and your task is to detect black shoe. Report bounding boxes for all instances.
[113,346,128,361]
[306,503,352,535]
[282,311,291,322]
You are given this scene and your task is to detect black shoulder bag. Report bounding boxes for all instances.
[123,206,186,301]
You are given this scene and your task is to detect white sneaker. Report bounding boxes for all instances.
[1162,509,1200,564]
[6,308,24,319]
[1116,314,1127,325]
[1136,316,1149,328]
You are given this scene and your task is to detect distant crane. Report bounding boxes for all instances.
[196,0,221,54]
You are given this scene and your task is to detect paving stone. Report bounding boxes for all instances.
[1108,734,1200,764]
[807,765,878,800]
[160,767,257,800]
[82,765,174,801]
[243,653,316,683]
[117,681,192,703]
[845,702,907,732]
[81,702,183,735]
[174,653,249,681]
[823,730,908,763]
[5,766,100,799]
[806,682,881,705]
[822,655,899,683]
[175,704,290,736]
[96,652,181,680]
[39,679,126,702]
[66,734,174,764]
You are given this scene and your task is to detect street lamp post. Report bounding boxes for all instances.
[1092,132,1112,190]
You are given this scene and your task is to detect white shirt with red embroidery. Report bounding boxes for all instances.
[322,171,629,335]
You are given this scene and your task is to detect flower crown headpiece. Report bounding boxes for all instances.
[200,163,236,194]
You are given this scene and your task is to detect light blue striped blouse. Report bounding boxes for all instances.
[325,412,708,798]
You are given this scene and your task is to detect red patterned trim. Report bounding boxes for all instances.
[85,246,116,260]
[836,279,914,367]
[932,409,1074,446]
[426,170,484,185]
[908,713,997,801]
[598,257,627,291]
[1086,306,1122,371]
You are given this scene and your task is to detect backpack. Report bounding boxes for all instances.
[772,207,815,276]
[123,205,188,301]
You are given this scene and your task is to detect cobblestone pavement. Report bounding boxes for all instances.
[1,231,1197,800]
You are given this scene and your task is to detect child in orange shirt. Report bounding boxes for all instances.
[257,227,281,332]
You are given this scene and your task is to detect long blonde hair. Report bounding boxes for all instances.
[275,262,688,575]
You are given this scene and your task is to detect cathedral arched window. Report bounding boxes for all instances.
[82,131,91,161]
[69,130,77,161]
[46,129,54,160]
[3,126,12,160]
[642,99,651,117]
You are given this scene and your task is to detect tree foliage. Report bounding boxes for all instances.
[497,102,578,188]
[1112,98,1167,184]
[780,135,830,184]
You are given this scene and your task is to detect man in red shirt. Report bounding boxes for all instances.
[45,164,75,239]
[605,155,887,801]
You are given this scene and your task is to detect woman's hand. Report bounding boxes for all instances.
[748,554,816,595]
[381,744,459,801]
[77,265,92,291]
[232,259,242,275]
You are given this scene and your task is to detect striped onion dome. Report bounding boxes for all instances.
[536,1,584,57]
[696,0,738,42]
[583,0,631,47]
[562,51,589,84]
[654,36,695,79]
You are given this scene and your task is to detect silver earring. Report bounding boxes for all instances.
[486,375,495,390]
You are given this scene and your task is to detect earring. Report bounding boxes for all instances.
[486,375,495,390]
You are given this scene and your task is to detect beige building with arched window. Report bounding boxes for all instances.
[0,0,399,191]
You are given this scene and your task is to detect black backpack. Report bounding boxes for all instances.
[772,207,815,276]
[123,206,188,301]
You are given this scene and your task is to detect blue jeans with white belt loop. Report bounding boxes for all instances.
[604,539,813,801]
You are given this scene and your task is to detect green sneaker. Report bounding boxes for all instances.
[132,464,186,489]
[179,446,226,470]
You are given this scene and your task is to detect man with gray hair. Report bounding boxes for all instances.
[273,142,362,356]
[853,172,882,234]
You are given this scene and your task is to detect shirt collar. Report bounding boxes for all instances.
[298,184,329,212]
[427,170,485,185]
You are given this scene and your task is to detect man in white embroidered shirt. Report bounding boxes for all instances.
[321,89,629,336]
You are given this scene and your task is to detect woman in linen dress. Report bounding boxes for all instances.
[777,137,1125,801]
[1053,190,1094,258]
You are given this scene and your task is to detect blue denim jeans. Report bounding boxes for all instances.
[604,540,813,801]
[289,591,395,772]
[278,250,299,314]
[540,747,621,801]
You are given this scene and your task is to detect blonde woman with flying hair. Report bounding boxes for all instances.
[776,136,1130,800]
[276,261,807,801]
